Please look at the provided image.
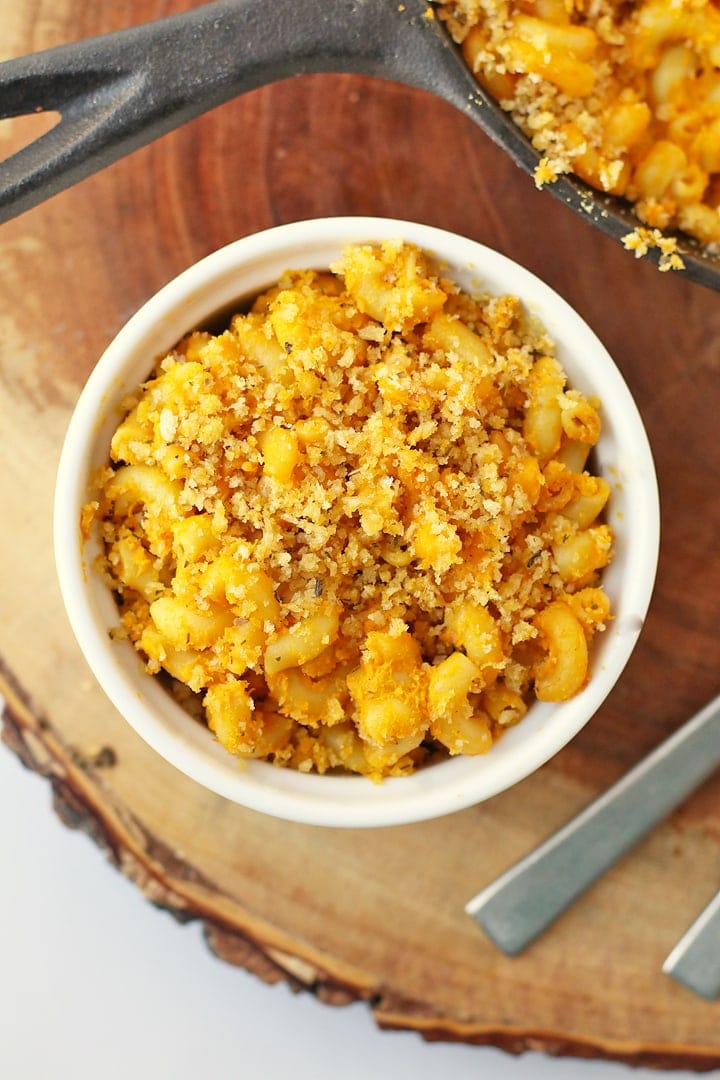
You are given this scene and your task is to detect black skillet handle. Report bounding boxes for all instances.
[0,0,480,223]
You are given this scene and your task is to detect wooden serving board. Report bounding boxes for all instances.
[2,1,720,1068]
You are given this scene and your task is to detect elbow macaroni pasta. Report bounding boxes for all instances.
[87,241,614,781]
[438,0,720,254]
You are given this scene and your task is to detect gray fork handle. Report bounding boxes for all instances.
[663,889,720,1000]
[466,692,720,956]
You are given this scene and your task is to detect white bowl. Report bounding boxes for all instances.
[54,217,659,828]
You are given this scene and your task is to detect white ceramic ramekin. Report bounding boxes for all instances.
[54,217,659,828]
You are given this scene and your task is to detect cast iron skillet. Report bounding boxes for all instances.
[1,0,718,290]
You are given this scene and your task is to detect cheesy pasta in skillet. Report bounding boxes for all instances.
[86,241,614,780]
[437,0,720,254]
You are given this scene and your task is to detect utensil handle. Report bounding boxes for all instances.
[663,889,720,1000]
[466,692,720,955]
[0,0,475,224]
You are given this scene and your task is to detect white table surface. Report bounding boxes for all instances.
[0,734,702,1080]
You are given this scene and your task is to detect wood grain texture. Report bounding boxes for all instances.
[2,1,720,1068]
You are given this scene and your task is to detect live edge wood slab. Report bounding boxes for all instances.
[2,1,720,1069]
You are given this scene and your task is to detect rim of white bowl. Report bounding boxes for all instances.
[54,217,660,828]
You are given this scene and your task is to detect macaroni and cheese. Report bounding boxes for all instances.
[437,0,720,254]
[86,241,613,780]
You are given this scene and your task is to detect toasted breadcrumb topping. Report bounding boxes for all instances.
[88,241,613,780]
[621,226,686,269]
